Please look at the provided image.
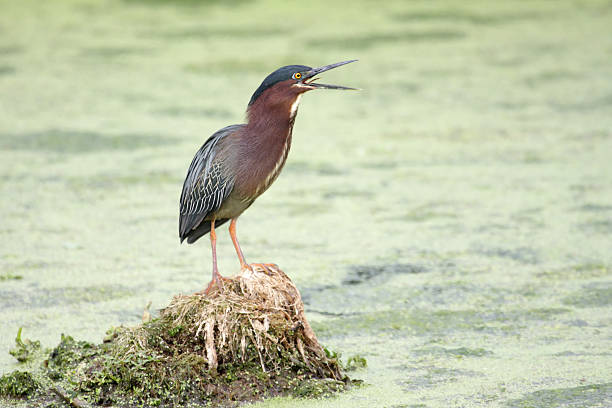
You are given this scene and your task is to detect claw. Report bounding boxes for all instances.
[263,263,278,269]
[248,263,277,275]
[199,273,232,296]
[203,280,217,295]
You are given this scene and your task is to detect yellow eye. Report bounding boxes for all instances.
[293,72,302,80]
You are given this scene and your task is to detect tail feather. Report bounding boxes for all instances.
[182,218,230,244]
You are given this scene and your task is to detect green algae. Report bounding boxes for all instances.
[0,66,16,76]
[153,26,289,40]
[0,272,22,281]
[342,263,427,285]
[183,57,298,74]
[537,264,610,281]
[391,9,544,25]
[0,46,22,56]
[413,346,492,358]
[562,287,612,308]
[307,29,466,50]
[0,371,38,398]
[0,130,174,154]
[399,366,483,391]
[1,0,612,407]
[153,106,233,118]
[79,46,155,59]
[1,284,136,310]
[312,307,570,338]
[505,382,612,408]
[68,170,178,190]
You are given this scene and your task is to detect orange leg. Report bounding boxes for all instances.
[229,218,249,270]
[204,219,223,294]
[229,218,277,275]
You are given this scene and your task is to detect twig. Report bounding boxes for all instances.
[52,385,92,408]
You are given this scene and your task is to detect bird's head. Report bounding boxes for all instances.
[247,60,358,112]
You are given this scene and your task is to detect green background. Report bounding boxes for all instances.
[1,0,611,406]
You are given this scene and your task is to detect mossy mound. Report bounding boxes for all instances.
[0,265,353,407]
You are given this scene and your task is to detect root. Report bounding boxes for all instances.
[147,264,341,379]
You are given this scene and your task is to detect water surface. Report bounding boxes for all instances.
[1,0,611,406]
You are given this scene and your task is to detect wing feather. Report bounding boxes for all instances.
[179,124,244,241]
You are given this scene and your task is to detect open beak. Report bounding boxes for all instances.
[301,59,359,90]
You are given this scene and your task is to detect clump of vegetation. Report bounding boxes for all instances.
[0,371,38,398]
[9,327,42,363]
[0,266,355,407]
[345,355,368,371]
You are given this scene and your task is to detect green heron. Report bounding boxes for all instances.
[179,59,358,292]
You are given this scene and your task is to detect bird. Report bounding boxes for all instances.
[179,59,358,293]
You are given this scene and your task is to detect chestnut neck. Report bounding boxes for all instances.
[239,84,302,197]
[244,84,301,152]
[246,88,299,134]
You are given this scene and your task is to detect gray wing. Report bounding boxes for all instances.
[179,124,244,241]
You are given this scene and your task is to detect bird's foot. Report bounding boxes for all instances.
[197,273,231,296]
[247,263,278,275]
[193,282,216,296]
[203,279,220,295]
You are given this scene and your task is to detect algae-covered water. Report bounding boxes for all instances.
[1,0,611,406]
